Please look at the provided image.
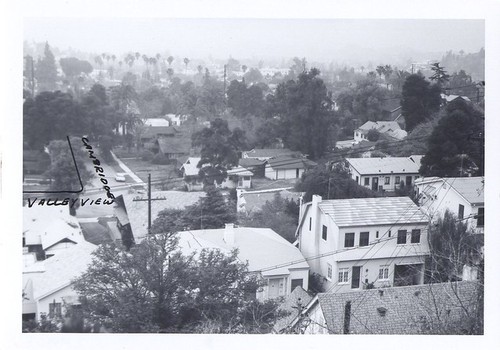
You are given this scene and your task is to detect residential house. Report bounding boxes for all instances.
[346,155,423,192]
[157,136,191,161]
[414,177,484,234]
[164,113,187,126]
[290,281,480,334]
[441,93,472,105]
[140,125,180,150]
[144,118,170,127]
[180,157,254,191]
[297,196,429,293]
[177,224,310,300]
[22,241,97,321]
[180,157,204,191]
[239,158,266,178]
[23,206,85,261]
[114,191,206,243]
[236,187,302,214]
[265,155,317,180]
[354,121,407,143]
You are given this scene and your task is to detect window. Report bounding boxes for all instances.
[385,177,390,185]
[477,207,484,227]
[338,268,349,284]
[327,263,333,280]
[356,176,359,184]
[243,176,251,181]
[322,225,328,241]
[364,177,369,186]
[344,232,355,247]
[411,229,421,243]
[458,204,465,219]
[376,231,379,239]
[291,279,303,291]
[388,230,391,237]
[359,232,369,246]
[397,230,407,244]
[309,217,312,231]
[49,302,62,318]
[395,176,400,184]
[378,266,389,280]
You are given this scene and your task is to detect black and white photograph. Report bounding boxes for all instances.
[2,0,500,349]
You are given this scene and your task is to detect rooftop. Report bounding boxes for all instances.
[238,188,302,213]
[267,155,317,170]
[157,136,191,155]
[273,286,314,333]
[180,157,202,176]
[141,126,179,139]
[243,148,300,159]
[318,196,428,227]
[177,226,309,276]
[23,206,84,249]
[23,240,97,301]
[143,118,169,127]
[416,176,484,205]
[310,281,479,334]
[227,166,254,177]
[346,155,423,175]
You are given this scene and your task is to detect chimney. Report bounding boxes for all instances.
[224,223,235,245]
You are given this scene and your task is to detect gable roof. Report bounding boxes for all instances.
[23,240,97,301]
[243,148,300,159]
[441,94,472,103]
[416,176,484,206]
[23,206,84,248]
[227,166,254,177]
[304,281,479,334]
[346,155,422,175]
[141,126,179,139]
[180,157,202,176]
[157,136,191,155]
[357,121,407,140]
[115,191,205,241]
[318,197,428,227]
[238,158,266,169]
[267,155,317,170]
[177,227,309,276]
[143,118,169,127]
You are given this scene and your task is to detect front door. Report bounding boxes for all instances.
[372,177,379,191]
[406,176,412,186]
[268,278,281,298]
[351,266,361,289]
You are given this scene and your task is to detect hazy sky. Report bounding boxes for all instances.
[24,18,484,62]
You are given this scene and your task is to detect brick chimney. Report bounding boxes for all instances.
[224,223,235,245]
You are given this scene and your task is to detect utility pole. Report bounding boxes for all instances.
[133,173,167,233]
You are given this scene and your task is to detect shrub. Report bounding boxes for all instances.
[151,154,174,165]
[140,149,154,161]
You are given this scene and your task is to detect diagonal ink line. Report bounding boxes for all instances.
[23,136,84,194]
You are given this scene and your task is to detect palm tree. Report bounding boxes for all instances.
[135,52,140,61]
[183,57,190,73]
[241,65,248,74]
[166,68,174,80]
[111,54,116,64]
[376,65,385,79]
[118,61,123,68]
[167,56,174,66]
[156,53,161,61]
[197,65,203,74]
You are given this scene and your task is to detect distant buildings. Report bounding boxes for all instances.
[346,155,423,192]
[354,121,407,143]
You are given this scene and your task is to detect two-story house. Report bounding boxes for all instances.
[346,155,423,192]
[414,177,484,234]
[296,195,429,293]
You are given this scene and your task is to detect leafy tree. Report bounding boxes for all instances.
[243,68,264,84]
[73,234,274,333]
[226,57,241,72]
[192,118,247,184]
[227,80,264,118]
[295,162,378,202]
[59,57,93,78]
[430,62,450,86]
[238,193,299,243]
[36,42,58,91]
[420,99,484,177]
[366,129,380,142]
[427,210,483,283]
[167,56,174,66]
[152,187,237,233]
[23,91,84,150]
[22,313,60,333]
[183,57,190,73]
[401,74,441,132]
[267,68,334,159]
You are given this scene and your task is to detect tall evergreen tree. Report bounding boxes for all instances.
[36,42,58,92]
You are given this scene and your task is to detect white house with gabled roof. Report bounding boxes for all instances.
[296,195,429,293]
[177,224,310,300]
[414,177,484,234]
[346,155,423,192]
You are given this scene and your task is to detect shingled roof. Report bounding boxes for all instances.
[318,197,428,227]
[346,155,423,175]
[303,281,480,334]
